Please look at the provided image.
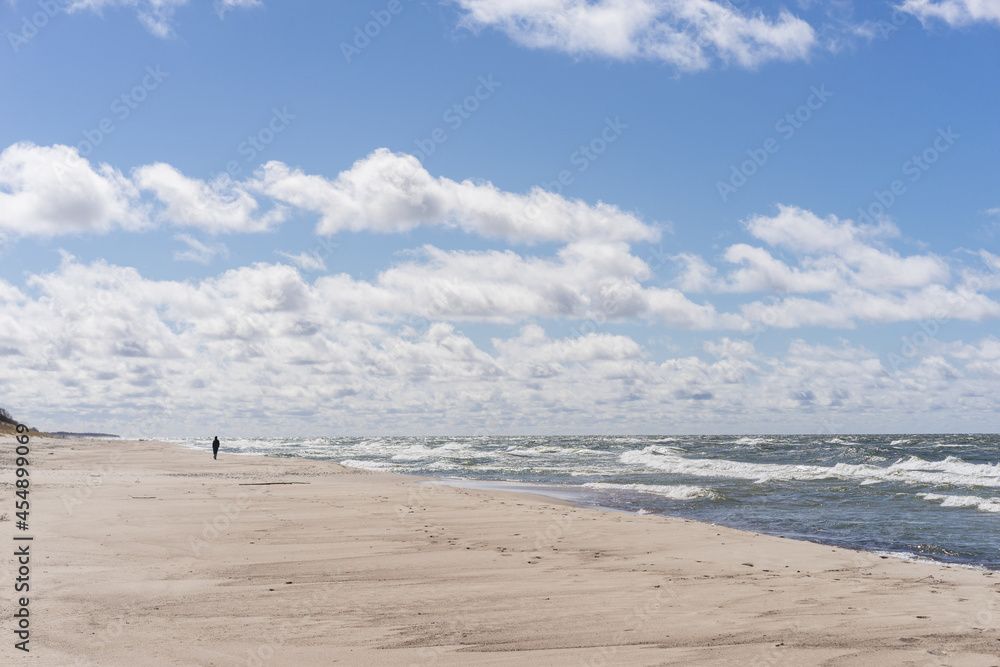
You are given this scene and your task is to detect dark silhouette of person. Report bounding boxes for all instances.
[212,436,220,460]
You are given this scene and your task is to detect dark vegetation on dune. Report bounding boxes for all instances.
[0,407,15,425]
[0,407,44,435]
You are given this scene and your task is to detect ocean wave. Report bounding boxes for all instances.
[918,493,1000,513]
[870,549,990,571]
[621,447,1000,488]
[388,442,475,462]
[504,446,604,458]
[733,436,772,445]
[584,482,716,500]
[339,459,395,471]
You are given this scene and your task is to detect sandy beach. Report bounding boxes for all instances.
[2,435,998,666]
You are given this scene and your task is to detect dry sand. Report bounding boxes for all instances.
[1,435,998,666]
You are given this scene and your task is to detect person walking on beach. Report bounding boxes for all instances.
[212,436,220,460]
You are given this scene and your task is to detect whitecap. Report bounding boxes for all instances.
[917,493,1000,513]
[733,436,772,445]
[584,482,716,500]
[339,459,394,471]
[621,447,1000,488]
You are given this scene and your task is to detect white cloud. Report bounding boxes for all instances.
[1,144,653,244]
[215,0,261,12]
[133,163,285,233]
[66,0,190,37]
[253,148,659,243]
[453,0,817,71]
[173,234,229,264]
[897,0,1000,27]
[703,336,754,360]
[0,142,144,238]
[494,324,643,373]
[741,206,953,293]
[309,241,722,328]
[670,205,987,328]
[65,0,261,36]
[1,144,997,336]
[672,253,717,292]
[645,287,736,329]
[3,257,1000,434]
[720,243,842,293]
[276,250,327,272]
[739,285,1000,329]
[743,204,897,254]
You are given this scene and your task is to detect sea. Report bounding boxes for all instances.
[168,434,1000,570]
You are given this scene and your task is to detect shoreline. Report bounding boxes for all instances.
[4,435,999,665]
[174,437,1000,573]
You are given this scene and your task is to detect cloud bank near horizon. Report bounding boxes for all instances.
[3,253,999,436]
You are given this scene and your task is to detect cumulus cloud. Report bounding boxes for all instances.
[0,142,144,238]
[453,0,817,71]
[1,144,652,244]
[671,205,993,328]
[743,204,898,254]
[741,207,950,292]
[252,148,659,243]
[133,163,286,233]
[897,0,1000,27]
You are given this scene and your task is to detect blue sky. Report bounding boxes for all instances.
[1,0,999,436]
